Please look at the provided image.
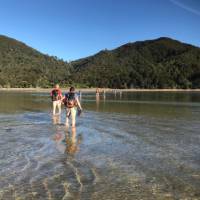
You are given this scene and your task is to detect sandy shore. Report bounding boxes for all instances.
[0,88,200,93]
[0,88,97,93]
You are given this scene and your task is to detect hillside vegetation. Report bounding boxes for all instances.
[0,35,200,88]
[72,37,200,89]
[0,35,72,88]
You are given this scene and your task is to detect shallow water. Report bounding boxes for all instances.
[0,91,200,200]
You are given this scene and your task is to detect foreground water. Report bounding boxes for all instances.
[0,91,200,200]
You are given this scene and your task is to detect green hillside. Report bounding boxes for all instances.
[72,37,200,89]
[0,35,71,88]
[1,35,200,88]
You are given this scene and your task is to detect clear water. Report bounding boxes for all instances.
[0,91,200,200]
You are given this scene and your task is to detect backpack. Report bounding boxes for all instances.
[52,89,61,101]
[64,92,77,108]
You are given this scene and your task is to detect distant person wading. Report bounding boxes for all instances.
[62,87,82,127]
[50,84,63,115]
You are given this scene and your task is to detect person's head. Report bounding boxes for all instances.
[69,86,75,93]
[55,84,59,89]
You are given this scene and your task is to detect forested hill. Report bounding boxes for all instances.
[0,35,71,88]
[0,35,200,88]
[72,37,200,89]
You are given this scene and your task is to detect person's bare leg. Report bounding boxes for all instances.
[65,109,70,127]
[53,101,57,115]
[65,117,69,127]
[71,108,77,128]
[58,101,61,115]
[57,115,61,124]
[71,127,76,144]
[52,115,57,124]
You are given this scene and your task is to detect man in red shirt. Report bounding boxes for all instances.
[50,84,63,115]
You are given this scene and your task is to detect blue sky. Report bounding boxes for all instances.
[0,0,200,61]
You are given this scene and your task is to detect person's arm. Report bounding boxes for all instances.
[76,97,82,110]
[61,95,65,101]
[58,90,63,101]
[61,93,66,104]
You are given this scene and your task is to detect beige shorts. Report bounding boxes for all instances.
[66,107,77,126]
[66,107,77,118]
[53,100,62,115]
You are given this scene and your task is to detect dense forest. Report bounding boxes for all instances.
[0,35,72,88]
[72,37,200,89]
[0,35,200,88]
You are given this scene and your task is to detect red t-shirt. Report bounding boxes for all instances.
[51,89,62,101]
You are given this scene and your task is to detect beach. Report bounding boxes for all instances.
[1,87,200,93]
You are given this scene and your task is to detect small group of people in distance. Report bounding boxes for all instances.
[50,84,82,127]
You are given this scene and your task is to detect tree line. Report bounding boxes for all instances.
[1,35,200,88]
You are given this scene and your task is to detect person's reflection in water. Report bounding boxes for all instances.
[96,92,100,111]
[114,89,117,99]
[52,114,61,125]
[65,127,82,156]
[53,130,66,154]
[119,91,122,100]
[53,127,82,157]
[103,89,106,101]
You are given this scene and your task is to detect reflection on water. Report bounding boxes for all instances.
[53,122,82,157]
[0,91,200,199]
[96,93,100,112]
[65,127,82,156]
[52,115,61,125]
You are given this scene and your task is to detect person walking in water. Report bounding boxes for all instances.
[63,87,82,127]
[96,88,100,96]
[50,84,63,115]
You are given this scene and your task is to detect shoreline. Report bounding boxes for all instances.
[0,88,200,93]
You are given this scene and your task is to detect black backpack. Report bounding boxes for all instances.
[52,89,60,101]
[64,92,77,108]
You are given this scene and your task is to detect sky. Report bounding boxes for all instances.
[0,0,200,61]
